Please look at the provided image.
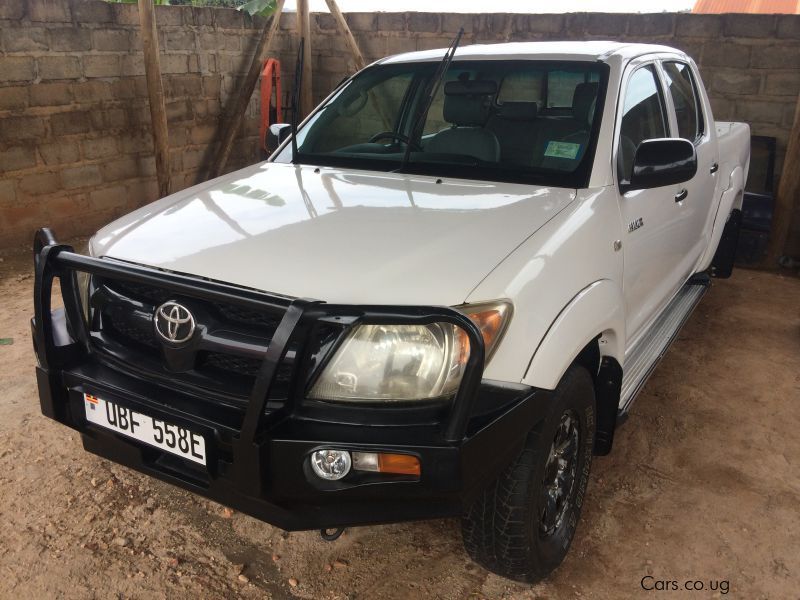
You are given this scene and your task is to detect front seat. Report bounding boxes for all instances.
[571,81,599,132]
[538,81,599,169]
[427,92,500,163]
[486,101,539,167]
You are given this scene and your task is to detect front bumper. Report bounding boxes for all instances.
[32,229,550,531]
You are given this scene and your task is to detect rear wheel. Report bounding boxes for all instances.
[461,365,595,582]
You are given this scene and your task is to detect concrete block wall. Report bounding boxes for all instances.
[0,0,267,245]
[1,3,800,255]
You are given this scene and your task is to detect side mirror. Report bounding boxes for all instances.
[627,138,697,191]
[267,123,292,152]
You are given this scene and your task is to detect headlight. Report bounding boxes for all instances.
[308,301,512,404]
[308,322,469,403]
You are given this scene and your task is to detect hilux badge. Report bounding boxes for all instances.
[628,217,644,233]
[154,301,196,344]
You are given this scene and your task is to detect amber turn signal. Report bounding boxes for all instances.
[378,453,421,475]
[467,308,505,350]
[459,301,513,362]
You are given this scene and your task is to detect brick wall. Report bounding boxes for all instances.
[1,2,800,255]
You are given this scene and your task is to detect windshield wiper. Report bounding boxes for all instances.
[396,28,464,173]
[291,37,305,164]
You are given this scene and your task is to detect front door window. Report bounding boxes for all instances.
[617,65,668,183]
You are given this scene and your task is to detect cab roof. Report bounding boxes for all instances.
[379,41,687,65]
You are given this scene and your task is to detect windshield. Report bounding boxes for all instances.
[274,60,608,187]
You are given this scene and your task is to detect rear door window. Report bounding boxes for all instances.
[662,61,704,142]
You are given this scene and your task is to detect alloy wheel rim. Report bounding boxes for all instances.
[539,410,580,537]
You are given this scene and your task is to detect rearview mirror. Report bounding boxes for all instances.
[267,123,292,152]
[627,138,697,191]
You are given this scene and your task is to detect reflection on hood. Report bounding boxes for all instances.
[92,162,575,305]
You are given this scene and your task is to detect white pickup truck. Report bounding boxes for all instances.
[33,41,750,581]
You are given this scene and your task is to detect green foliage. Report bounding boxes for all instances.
[236,0,277,16]
[106,0,172,4]
[172,0,250,7]
[104,0,260,8]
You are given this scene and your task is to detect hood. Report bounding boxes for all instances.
[92,163,575,305]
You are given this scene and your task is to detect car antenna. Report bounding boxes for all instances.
[397,27,464,173]
[291,37,305,164]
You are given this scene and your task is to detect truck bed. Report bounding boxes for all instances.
[716,121,751,190]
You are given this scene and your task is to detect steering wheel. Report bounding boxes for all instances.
[368,131,422,150]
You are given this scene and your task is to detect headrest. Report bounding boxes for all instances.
[444,79,498,96]
[443,94,492,126]
[496,101,538,122]
[572,82,599,126]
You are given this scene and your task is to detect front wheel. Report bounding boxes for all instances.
[461,365,596,582]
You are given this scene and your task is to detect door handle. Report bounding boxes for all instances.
[710,162,719,174]
[675,188,688,202]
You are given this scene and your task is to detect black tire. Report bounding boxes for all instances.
[461,365,596,582]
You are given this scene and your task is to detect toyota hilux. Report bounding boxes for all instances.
[32,41,750,581]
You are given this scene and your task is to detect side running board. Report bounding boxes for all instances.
[618,276,710,417]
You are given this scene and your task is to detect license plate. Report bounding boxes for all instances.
[83,393,206,465]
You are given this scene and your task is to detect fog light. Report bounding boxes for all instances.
[310,449,351,481]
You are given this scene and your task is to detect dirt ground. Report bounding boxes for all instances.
[0,242,798,600]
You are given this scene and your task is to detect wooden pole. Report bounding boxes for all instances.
[138,0,170,198]
[764,92,800,267]
[296,0,313,118]
[323,0,393,129]
[210,0,285,179]
[323,0,365,70]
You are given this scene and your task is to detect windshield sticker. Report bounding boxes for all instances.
[544,141,581,160]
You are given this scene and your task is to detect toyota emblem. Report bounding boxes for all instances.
[154,301,196,344]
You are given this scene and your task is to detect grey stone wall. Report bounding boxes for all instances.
[1,2,799,254]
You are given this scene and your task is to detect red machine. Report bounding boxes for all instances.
[259,58,282,152]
